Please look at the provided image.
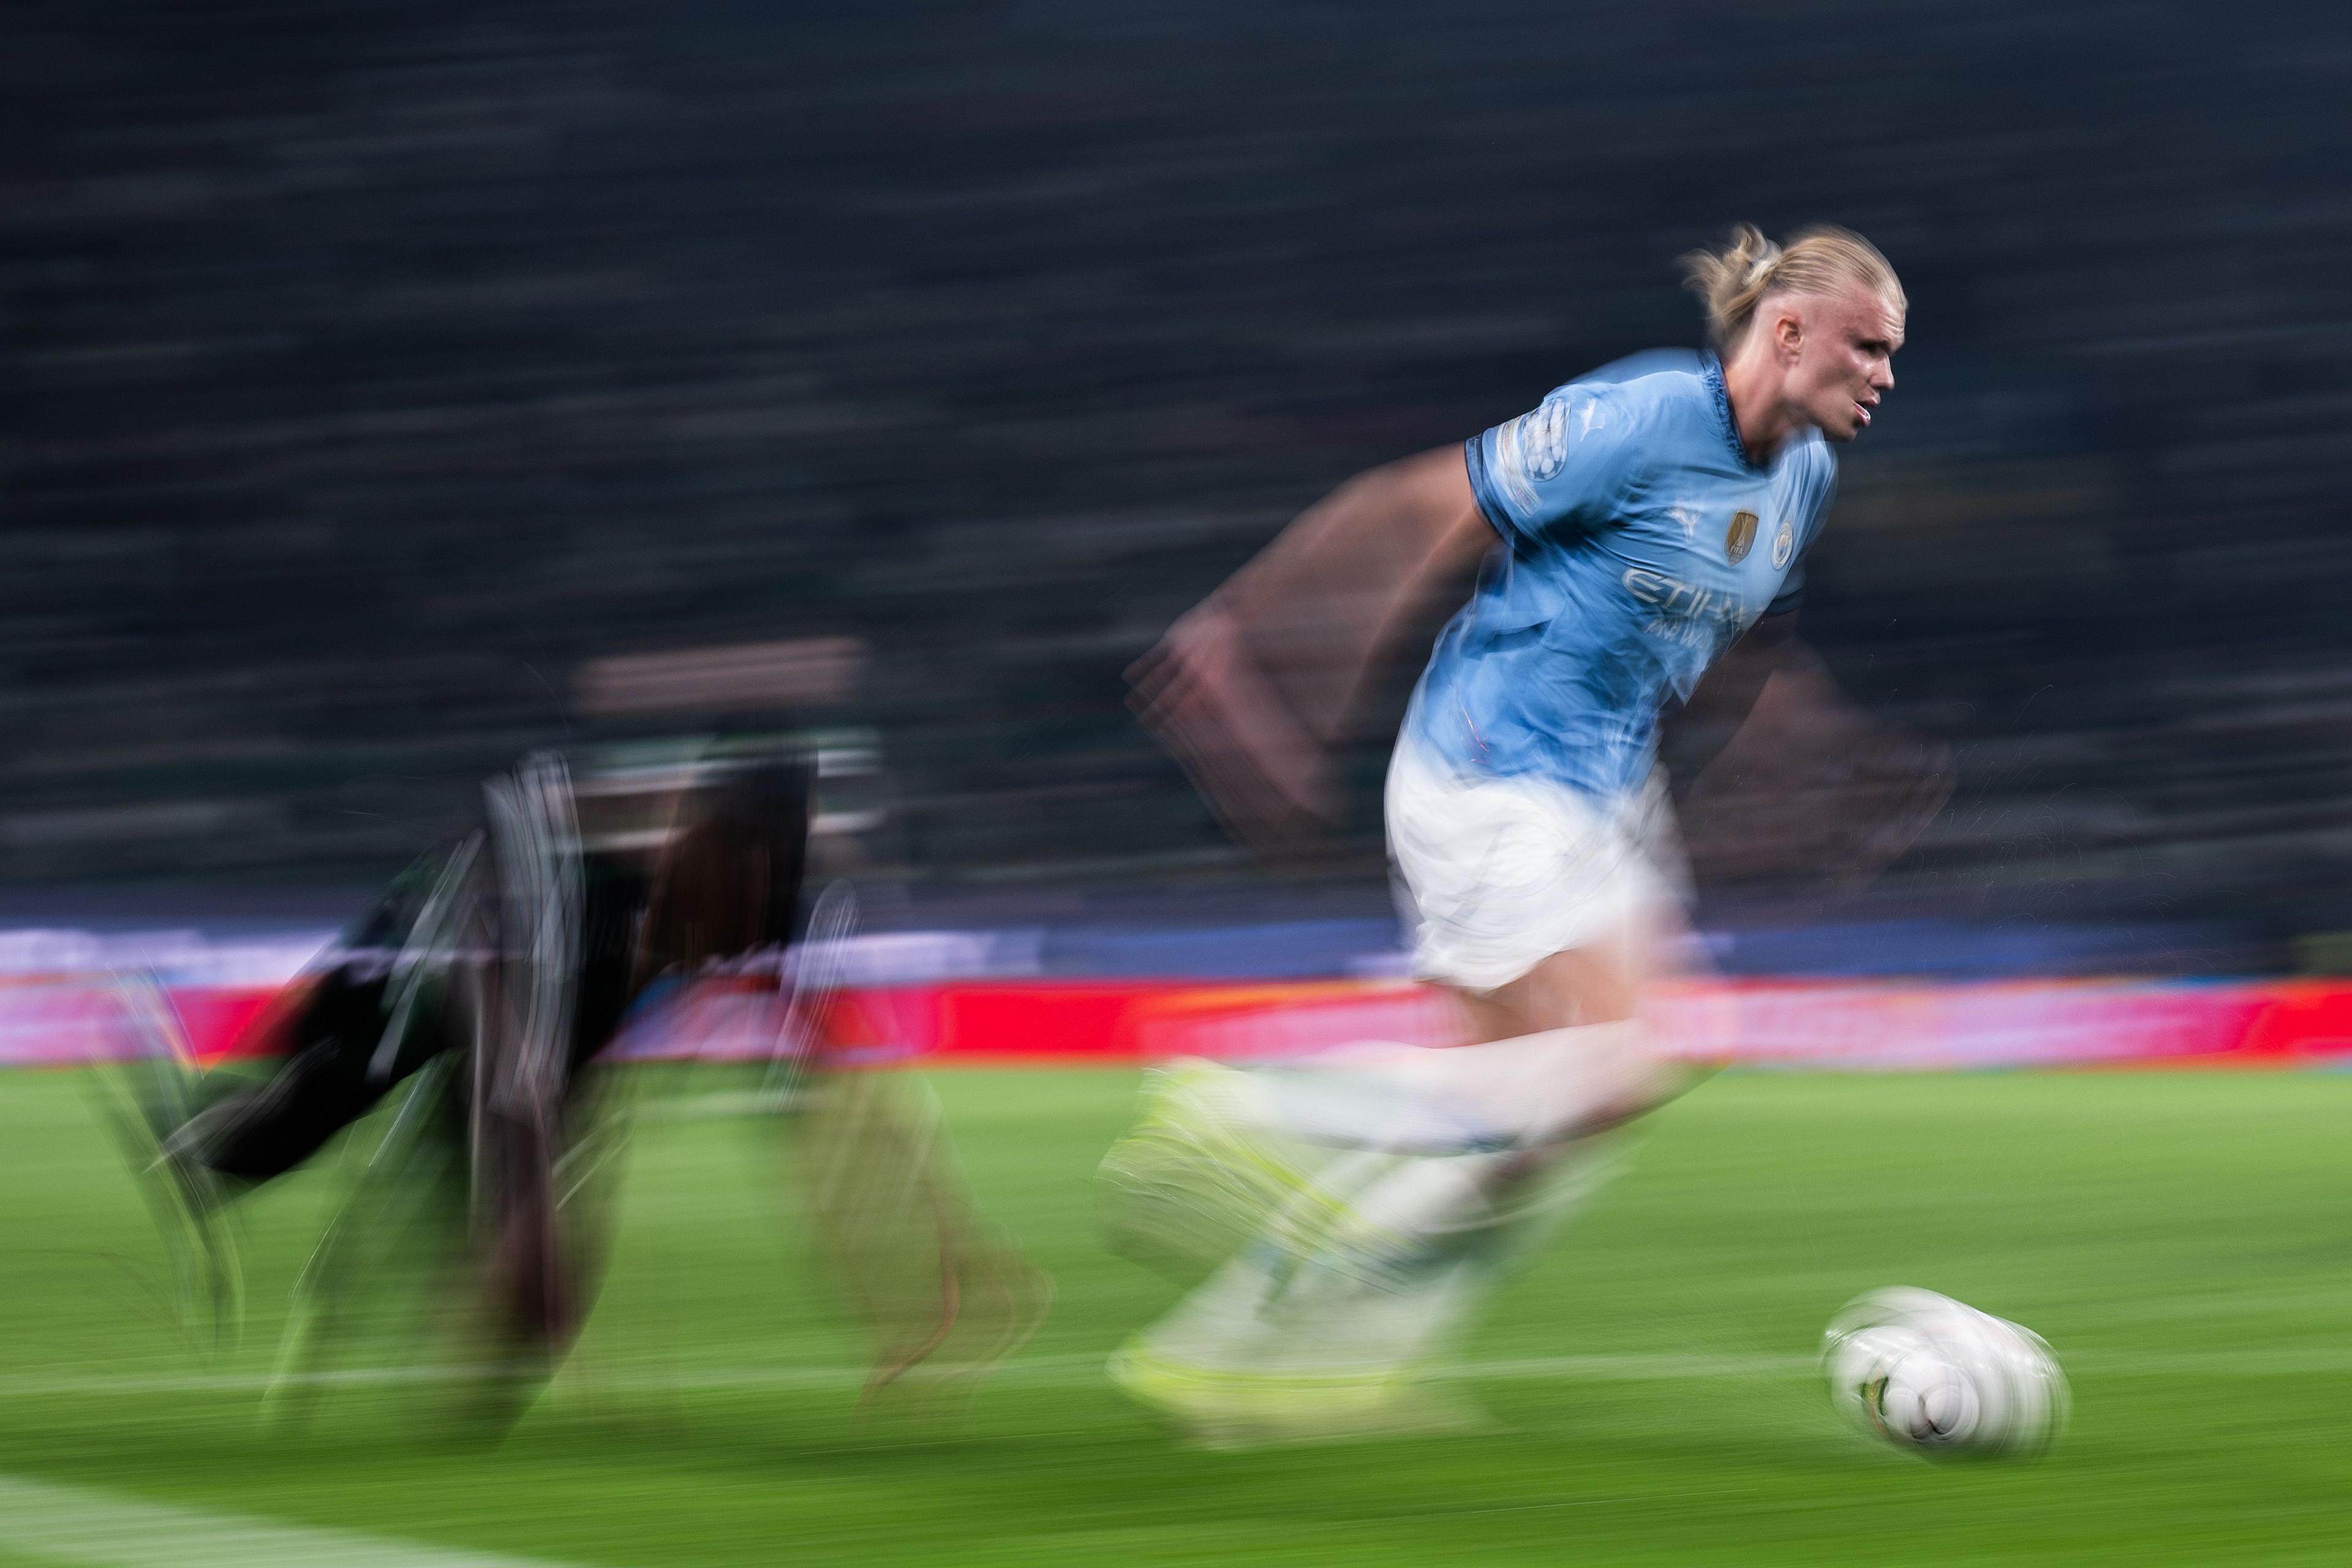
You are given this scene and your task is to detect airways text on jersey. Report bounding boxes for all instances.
[1621,566,1757,652]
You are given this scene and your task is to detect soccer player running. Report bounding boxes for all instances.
[1105,225,1909,1442]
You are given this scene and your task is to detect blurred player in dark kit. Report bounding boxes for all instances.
[110,743,1046,1427]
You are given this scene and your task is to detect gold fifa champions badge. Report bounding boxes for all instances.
[1725,510,1758,564]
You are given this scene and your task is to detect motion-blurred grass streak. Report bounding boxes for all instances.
[0,1067,2346,1566]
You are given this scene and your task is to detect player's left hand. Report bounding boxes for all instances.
[1128,596,1339,857]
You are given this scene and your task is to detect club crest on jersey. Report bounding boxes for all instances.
[1771,518,1795,570]
[1724,510,1758,564]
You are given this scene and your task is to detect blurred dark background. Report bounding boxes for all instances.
[6,1,2351,956]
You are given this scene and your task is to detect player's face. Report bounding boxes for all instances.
[1789,284,1904,442]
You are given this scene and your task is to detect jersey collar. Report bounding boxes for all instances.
[1700,352,1768,472]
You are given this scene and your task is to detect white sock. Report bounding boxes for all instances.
[1133,1131,1626,1385]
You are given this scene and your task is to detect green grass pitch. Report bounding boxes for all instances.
[0,1066,2348,1565]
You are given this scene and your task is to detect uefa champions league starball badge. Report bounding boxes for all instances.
[1725,510,1758,563]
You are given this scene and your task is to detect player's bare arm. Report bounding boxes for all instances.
[1129,447,1493,848]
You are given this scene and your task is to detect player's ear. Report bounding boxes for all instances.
[1771,301,1805,362]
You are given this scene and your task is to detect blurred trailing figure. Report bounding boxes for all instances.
[1106,225,1946,1443]
[108,746,1045,1429]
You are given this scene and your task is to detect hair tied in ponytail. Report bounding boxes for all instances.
[1679,223,1903,352]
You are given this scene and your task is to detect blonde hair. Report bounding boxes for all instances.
[1681,224,1905,351]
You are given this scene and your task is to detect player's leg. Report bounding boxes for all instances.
[1225,901,1680,1157]
[97,843,481,1351]
[178,964,456,1184]
[1104,750,1678,1216]
[89,979,251,1351]
[1105,1020,1646,1441]
[1245,739,1684,1137]
[460,752,810,1414]
[149,838,481,1188]
[1105,744,1685,1439]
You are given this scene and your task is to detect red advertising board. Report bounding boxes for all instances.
[7,973,2340,1072]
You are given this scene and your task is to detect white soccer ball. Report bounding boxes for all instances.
[1821,1287,2068,1459]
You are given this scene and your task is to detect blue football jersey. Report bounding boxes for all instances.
[1403,350,1838,804]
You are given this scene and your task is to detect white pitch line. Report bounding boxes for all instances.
[4,1343,2352,1404]
[0,1471,576,1568]
[0,1360,1091,1401]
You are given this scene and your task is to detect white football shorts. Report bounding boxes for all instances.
[1385,729,1687,993]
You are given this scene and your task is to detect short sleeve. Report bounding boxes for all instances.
[1765,447,1839,617]
[1463,382,1643,548]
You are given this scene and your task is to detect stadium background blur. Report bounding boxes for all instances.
[13,11,2352,1566]
[6,0,2351,962]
